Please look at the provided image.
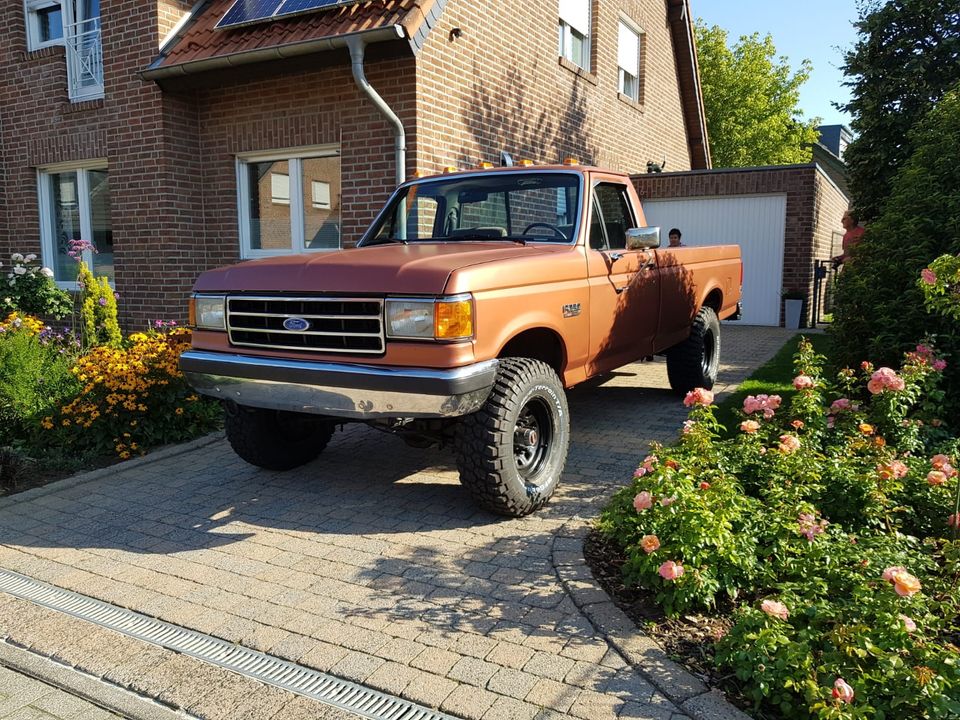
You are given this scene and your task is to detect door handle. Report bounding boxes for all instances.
[609,252,624,262]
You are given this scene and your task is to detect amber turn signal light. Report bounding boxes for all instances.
[435,299,473,339]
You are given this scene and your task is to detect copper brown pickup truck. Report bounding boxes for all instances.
[181,165,742,516]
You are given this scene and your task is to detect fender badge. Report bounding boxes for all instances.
[283,317,311,332]
[562,303,581,318]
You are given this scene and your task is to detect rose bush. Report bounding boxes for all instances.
[598,338,960,718]
[1,253,71,319]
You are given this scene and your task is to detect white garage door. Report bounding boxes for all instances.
[642,194,787,326]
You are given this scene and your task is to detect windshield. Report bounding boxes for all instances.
[362,171,582,245]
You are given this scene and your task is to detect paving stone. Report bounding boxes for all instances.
[522,652,575,682]
[362,662,420,696]
[440,684,499,720]
[447,656,499,687]
[399,671,458,709]
[481,696,540,720]
[484,642,535,670]
[226,682,293,720]
[568,689,623,720]
[524,678,580,713]
[452,633,500,659]
[299,641,350,672]
[329,651,385,683]
[486,667,539,700]
[409,647,460,675]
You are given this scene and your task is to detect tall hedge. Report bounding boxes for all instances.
[831,85,960,408]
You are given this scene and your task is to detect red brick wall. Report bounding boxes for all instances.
[413,0,692,175]
[632,165,849,326]
[191,56,415,270]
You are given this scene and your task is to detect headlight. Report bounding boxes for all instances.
[385,295,474,340]
[192,294,226,331]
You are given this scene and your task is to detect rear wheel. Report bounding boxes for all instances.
[666,306,721,394]
[455,358,570,517]
[225,406,334,470]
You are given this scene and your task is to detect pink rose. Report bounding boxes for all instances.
[633,491,653,512]
[740,420,760,433]
[882,566,907,582]
[658,560,684,580]
[798,512,828,541]
[682,420,695,435]
[778,434,800,454]
[683,388,714,407]
[944,463,957,478]
[640,534,660,554]
[933,359,947,371]
[883,567,921,597]
[832,678,854,704]
[830,398,852,413]
[660,495,677,507]
[868,367,905,394]
[921,268,937,284]
[927,470,947,487]
[899,614,917,633]
[877,461,909,480]
[948,513,960,529]
[699,481,711,490]
[760,599,789,621]
[793,375,814,390]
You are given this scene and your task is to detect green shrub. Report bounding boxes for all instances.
[78,260,121,348]
[1,253,72,319]
[831,85,960,414]
[0,313,79,446]
[599,339,960,718]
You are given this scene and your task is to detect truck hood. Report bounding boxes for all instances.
[193,242,566,295]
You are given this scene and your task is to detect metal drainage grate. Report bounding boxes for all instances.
[0,568,456,720]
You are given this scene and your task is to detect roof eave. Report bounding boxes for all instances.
[141,24,405,81]
[667,0,711,170]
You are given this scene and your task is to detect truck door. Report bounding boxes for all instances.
[586,181,660,376]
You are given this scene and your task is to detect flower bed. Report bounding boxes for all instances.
[598,339,960,718]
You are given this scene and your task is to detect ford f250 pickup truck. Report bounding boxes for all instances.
[181,164,742,517]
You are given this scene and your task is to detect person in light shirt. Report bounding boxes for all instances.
[833,209,865,264]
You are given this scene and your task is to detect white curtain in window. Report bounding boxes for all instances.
[618,22,639,73]
[559,0,590,35]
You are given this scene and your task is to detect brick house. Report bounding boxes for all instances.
[0,0,708,328]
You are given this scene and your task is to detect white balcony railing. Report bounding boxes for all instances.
[64,17,103,101]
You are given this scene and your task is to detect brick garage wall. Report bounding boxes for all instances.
[632,165,847,326]
[413,0,692,175]
[811,170,850,322]
[190,54,415,271]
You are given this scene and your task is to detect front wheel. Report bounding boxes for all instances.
[666,306,721,394]
[455,358,570,517]
[225,406,335,470]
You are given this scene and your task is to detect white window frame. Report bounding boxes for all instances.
[618,16,642,102]
[558,0,591,71]
[236,145,341,259]
[36,158,109,290]
[25,0,65,50]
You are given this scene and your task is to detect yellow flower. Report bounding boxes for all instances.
[175,407,184,415]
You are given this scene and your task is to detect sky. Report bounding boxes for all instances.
[691,0,861,128]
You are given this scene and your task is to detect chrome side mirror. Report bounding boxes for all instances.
[626,226,660,250]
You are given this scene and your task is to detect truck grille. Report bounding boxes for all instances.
[227,296,384,355]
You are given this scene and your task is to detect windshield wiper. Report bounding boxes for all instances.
[367,236,408,245]
[448,234,526,245]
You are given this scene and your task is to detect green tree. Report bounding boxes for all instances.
[841,0,960,221]
[695,23,820,168]
[831,85,960,408]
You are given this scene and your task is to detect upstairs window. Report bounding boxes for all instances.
[618,19,642,102]
[558,0,590,71]
[26,0,64,49]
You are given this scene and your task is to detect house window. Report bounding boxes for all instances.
[25,0,64,49]
[558,0,590,71]
[238,148,341,257]
[37,162,113,287]
[618,19,642,102]
[25,0,103,100]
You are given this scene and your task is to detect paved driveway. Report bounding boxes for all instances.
[0,326,795,720]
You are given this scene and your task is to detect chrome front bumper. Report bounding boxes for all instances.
[179,350,499,420]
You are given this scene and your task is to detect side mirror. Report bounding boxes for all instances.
[626,226,660,250]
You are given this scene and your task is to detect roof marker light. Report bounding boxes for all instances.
[562,157,579,166]
[443,166,458,174]
[518,159,534,166]
[477,161,494,169]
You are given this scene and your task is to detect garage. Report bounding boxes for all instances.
[633,165,850,328]
[642,194,787,326]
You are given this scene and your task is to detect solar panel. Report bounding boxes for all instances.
[215,0,359,29]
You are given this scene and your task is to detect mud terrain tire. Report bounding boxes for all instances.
[666,306,721,394]
[225,406,334,471]
[455,358,570,517]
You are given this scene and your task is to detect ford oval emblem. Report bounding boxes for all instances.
[283,317,311,332]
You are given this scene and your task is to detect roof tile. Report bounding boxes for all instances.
[154,0,433,71]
